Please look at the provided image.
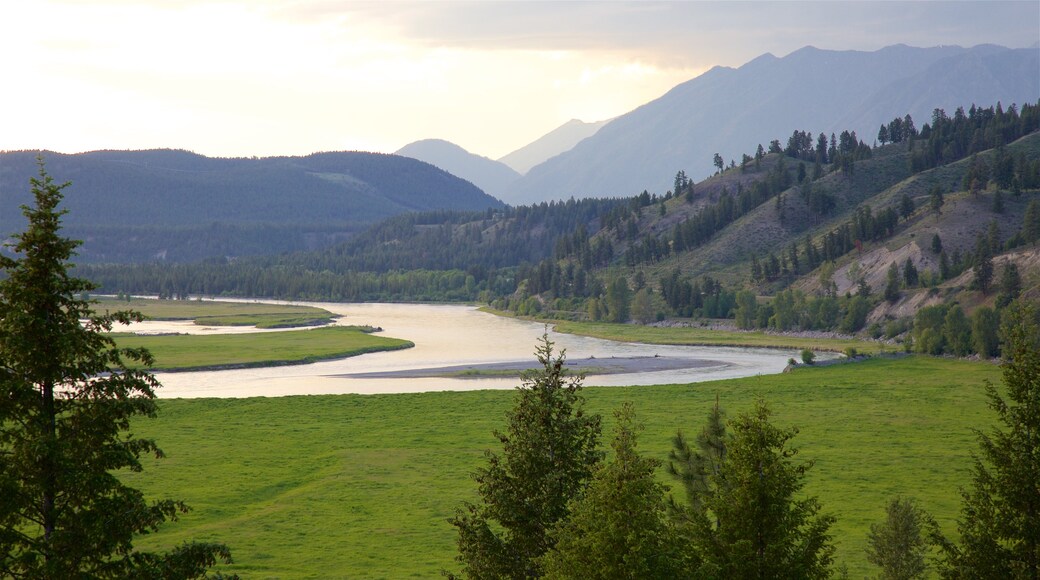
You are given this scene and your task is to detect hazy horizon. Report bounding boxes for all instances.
[2,1,1037,160]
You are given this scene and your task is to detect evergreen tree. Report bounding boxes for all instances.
[931,234,943,254]
[997,263,1023,309]
[903,258,919,288]
[448,335,602,579]
[900,194,915,221]
[866,497,932,580]
[885,262,902,303]
[692,400,836,578]
[667,398,727,520]
[1024,200,1040,244]
[933,301,1040,578]
[540,403,682,579]
[971,236,995,295]
[0,161,234,578]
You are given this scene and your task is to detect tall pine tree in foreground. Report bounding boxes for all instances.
[0,161,234,578]
[693,400,835,579]
[539,403,683,579]
[448,334,602,579]
[933,300,1040,579]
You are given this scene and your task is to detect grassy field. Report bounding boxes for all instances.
[97,297,336,328]
[114,326,413,371]
[551,318,889,354]
[123,355,1000,578]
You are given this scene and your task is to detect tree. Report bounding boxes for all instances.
[943,305,973,357]
[903,258,919,288]
[1024,200,1040,244]
[540,403,682,579]
[713,153,724,173]
[885,262,902,303]
[933,301,1040,578]
[900,194,915,221]
[605,276,631,323]
[997,262,1023,309]
[866,497,932,580]
[0,161,234,578]
[971,236,995,295]
[667,398,727,520]
[449,335,603,579]
[971,307,1001,359]
[931,234,943,254]
[692,400,836,578]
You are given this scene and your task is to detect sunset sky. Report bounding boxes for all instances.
[2,1,1037,160]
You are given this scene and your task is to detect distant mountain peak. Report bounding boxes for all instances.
[498,118,609,176]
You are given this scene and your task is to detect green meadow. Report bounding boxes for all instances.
[124,355,1000,578]
[97,297,337,328]
[115,326,413,371]
[552,319,889,355]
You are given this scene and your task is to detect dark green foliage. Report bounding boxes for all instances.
[690,401,836,578]
[666,399,727,520]
[0,162,233,578]
[933,301,1040,579]
[900,193,915,220]
[448,335,603,579]
[539,403,682,579]
[605,277,632,323]
[802,348,816,364]
[903,258,919,288]
[885,262,902,303]
[943,305,972,357]
[971,236,995,295]
[0,150,502,262]
[865,497,932,580]
[997,263,1023,309]
[931,234,943,254]
[1024,200,1040,245]
[972,307,1001,359]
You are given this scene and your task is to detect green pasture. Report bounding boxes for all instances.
[124,355,1000,578]
[552,319,888,354]
[114,326,413,371]
[97,297,336,328]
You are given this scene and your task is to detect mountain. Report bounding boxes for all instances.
[0,149,503,262]
[395,139,519,201]
[498,118,608,175]
[507,44,1040,203]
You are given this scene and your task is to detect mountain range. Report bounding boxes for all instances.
[0,149,501,262]
[399,44,1037,205]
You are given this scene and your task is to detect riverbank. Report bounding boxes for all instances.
[338,354,725,379]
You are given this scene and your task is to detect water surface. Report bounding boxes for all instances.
[148,302,813,398]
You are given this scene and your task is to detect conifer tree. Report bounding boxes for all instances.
[933,301,1040,578]
[866,497,932,580]
[540,403,682,579]
[0,161,233,578]
[692,400,835,578]
[448,335,602,579]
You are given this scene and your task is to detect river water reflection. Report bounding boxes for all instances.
[148,302,813,398]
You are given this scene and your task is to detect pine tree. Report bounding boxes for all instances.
[448,335,602,579]
[0,161,234,578]
[667,397,727,519]
[885,262,902,303]
[692,400,835,578]
[933,301,1040,578]
[866,497,932,580]
[540,403,682,579]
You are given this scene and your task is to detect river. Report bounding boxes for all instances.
[139,301,813,398]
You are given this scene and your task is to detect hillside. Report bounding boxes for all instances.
[0,149,503,262]
[80,100,1040,339]
[395,139,520,201]
[508,44,1039,203]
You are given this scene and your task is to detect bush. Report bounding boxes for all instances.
[801,349,816,365]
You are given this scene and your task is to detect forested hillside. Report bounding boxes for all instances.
[0,149,503,262]
[507,44,1039,202]
[82,101,1040,352]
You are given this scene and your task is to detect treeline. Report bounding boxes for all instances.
[450,305,1040,578]
[906,101,1040,175]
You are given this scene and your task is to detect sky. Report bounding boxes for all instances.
[1,1,1037,160]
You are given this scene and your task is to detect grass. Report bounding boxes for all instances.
[114,326,413,371]
[96,297,336,328]
[550,318,887,354]
[123,355,1000,578]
